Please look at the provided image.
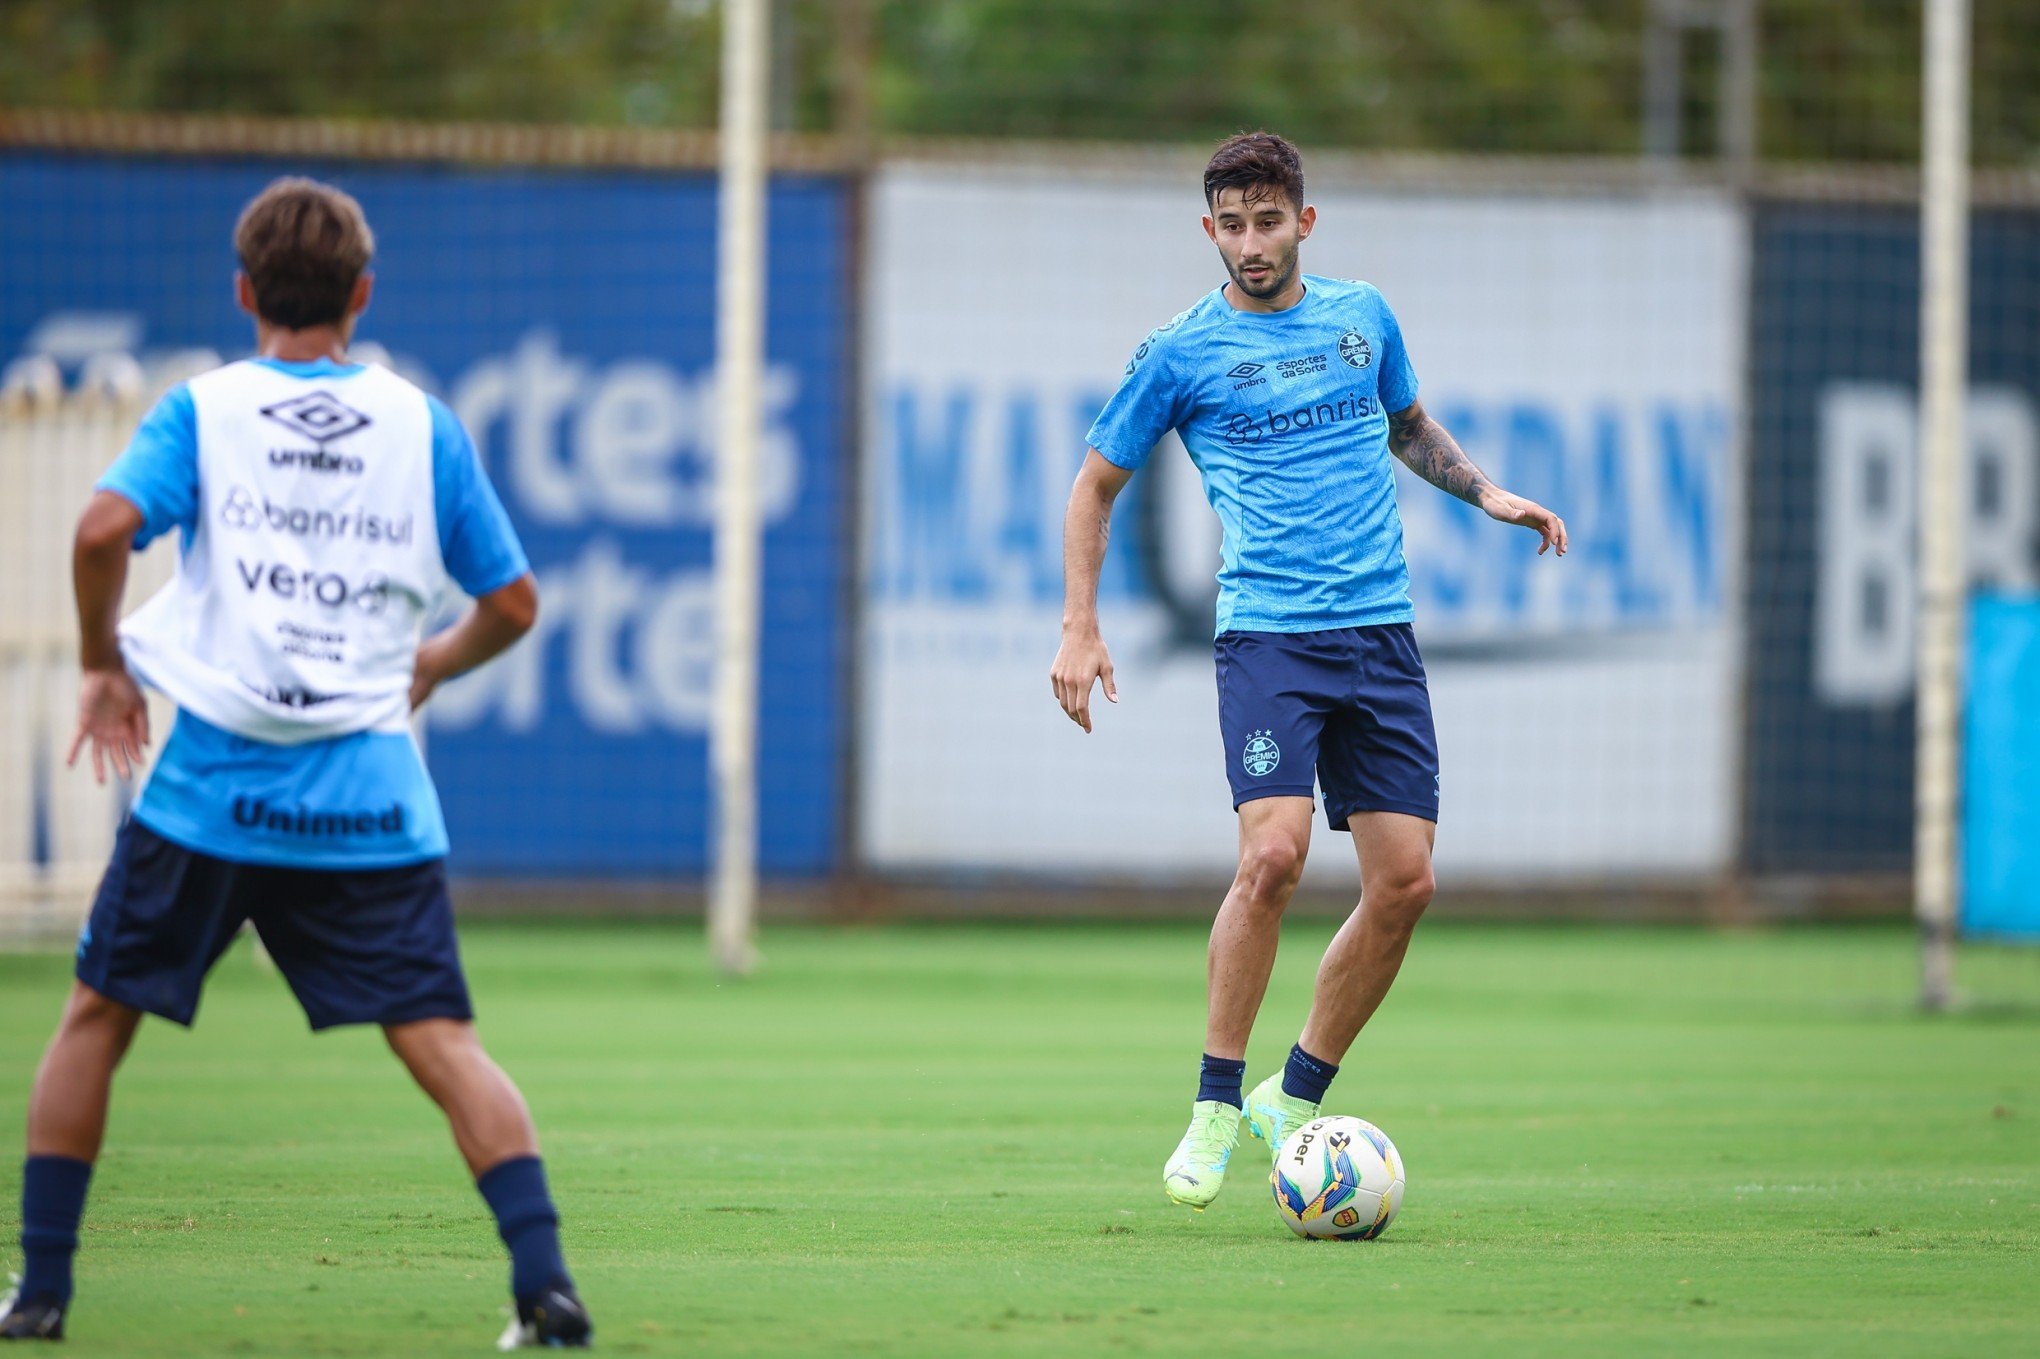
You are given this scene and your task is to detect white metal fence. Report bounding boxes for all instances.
[0,357,170,943]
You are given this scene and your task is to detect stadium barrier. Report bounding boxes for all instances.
[1745,204,2040,895]
[0,358,174,941]
[3,112,2037,924]
[0,144,854,887]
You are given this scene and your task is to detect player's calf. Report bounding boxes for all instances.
[387,1022,588,1345]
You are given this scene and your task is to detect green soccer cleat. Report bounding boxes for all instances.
[1162,1099,1243,1209]
[1243,1073,1321,1160]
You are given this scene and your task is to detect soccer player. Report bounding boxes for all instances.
[0,179,592,1347]
[1049,133,1567,1209]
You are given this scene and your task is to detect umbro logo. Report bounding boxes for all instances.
[1227,363,1264,379]
[259,391,372,445]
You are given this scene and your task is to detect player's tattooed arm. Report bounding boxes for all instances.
[1388,400,1569,556]
[1386,400,1492,505]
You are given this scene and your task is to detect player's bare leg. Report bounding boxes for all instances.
[385,1019,540,1176]
[24,984,142,1162]
[1204,795,1315,1059]
[1298,811,1437,1063]
[1163,796,1313,1207]
[385,1019,589,1348]
[3,984,143,1339]
[1245,812,1434,1156]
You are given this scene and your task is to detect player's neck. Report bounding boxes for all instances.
[256,323,353,365]
[1222,276,1307,315]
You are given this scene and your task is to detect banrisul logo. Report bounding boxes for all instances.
[1242,729,1281,777]
[218,484,414,545]
[260,390,372,444]
[1337,330,1372,369]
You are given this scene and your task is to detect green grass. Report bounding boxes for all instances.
[1,920,2036,1357]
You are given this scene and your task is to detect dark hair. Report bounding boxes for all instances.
[233,177,375,330]
[1203,131,1305,211]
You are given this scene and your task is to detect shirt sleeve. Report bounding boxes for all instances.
[1084,325,1191,471]
[95,384,199,550]
[429,396,531,598]
[1375,293,1420,414]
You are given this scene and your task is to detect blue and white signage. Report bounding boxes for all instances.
[0,153,850,875]
[862,168,1744,881]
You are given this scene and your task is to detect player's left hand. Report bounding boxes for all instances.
[68,664,151,784]
[410,640,449,711]
[1478,490,1568,557]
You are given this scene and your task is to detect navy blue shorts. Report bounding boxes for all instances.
[76,818,473,1032]
[1215,624,1440,829]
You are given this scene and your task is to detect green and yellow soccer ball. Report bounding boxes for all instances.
[1270,1115,1405,1240]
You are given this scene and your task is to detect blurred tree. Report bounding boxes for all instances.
[0,0,2033,166]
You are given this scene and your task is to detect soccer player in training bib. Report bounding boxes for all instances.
[1049,133,1567,1209]
[0,180,592,1346]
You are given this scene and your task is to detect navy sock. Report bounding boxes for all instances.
[1281,1044,1339,1105]
[1196,1054,1247,1109]
[18,1155,93,1304]
[476,1156,571,1304]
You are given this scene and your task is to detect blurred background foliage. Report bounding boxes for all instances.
[0,0,2034,165]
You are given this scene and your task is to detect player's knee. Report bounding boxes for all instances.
[1369,866,1435,927]
[61,984,141,1047]
[1238,837,1307,907]
[385,1017,479,1081]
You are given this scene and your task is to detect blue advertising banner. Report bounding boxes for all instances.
[1965,594,2040,939]
[1745,205,2040,874]
[0,152,849,875]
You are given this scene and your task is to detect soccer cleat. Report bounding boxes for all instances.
[496,1283,594,1350]
[1243,1073,1321,1161]
[1162,1099,1243,1209]
[0,1276,66,1342]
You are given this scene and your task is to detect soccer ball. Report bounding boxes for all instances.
[1270,1115,1405,1240]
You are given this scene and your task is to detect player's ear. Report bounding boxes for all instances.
[349,272,374,320]
[1297,204,1317,239]
[1201,213,1217,243]
[234,271,258,319]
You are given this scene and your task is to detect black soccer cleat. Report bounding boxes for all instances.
[0,1288,66,1342]
[497,1284,593,1350]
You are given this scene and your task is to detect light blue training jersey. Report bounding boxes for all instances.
[1086,275,1421,634]
[96,357,529,868]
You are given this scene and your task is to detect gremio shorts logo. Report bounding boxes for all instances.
[1242,728,1281,777]
[1337,330,1373,369]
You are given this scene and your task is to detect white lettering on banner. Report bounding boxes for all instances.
[877,381,1728,638]
[427,539,717,734]
[10,315,796,738]
[450,330,802,527]
[1816,382,2039,706]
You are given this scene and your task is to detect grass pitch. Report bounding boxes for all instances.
[1,919,2035,1357]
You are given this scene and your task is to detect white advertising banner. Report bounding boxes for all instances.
[862,162,1744,884]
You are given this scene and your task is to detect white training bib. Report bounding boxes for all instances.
[120,361,448,744]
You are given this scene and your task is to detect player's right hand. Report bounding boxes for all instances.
[1050,629,1118,734]
[68,664,150,784]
